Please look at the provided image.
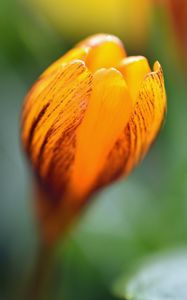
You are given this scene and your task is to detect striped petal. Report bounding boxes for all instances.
[97,61,166,187]
[22,60,92,199]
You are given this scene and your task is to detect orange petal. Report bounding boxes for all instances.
[42,34,126,78]
[41,47,90,77]
[118,56,151,105]
[78,34,126,72]
[97,61,166,186]
[143,61,167,152]
[69,67,132,200]
[21,60,92,198]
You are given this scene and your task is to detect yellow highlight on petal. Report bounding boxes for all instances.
[78,34,126,72]
[86,41,125,72]
[118,56,151,105]
[70,67,132,199]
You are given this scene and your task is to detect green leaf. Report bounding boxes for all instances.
[114,249,187,300]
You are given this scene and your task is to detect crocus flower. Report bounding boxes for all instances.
[21,34,166,244]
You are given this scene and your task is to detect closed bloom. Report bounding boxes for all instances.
[21,34,166,244]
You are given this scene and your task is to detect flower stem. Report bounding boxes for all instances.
[26,242,55,300]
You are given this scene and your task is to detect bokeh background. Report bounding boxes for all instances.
[0,0,187,299]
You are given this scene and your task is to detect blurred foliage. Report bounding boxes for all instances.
[26,0,152,50]
[0,0,187,299]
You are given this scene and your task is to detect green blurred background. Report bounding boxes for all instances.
[0,0,187,299]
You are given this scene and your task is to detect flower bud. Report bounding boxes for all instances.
[21,34,166,244]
